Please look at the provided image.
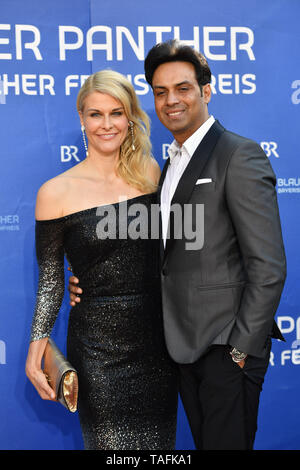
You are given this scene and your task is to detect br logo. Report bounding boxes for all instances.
[60,146,81,162]
[260,141,279,158]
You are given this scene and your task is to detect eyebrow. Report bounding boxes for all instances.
[153,80,192,90]
[86,106,124,112]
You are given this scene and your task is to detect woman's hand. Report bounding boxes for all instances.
[25,338,56,401]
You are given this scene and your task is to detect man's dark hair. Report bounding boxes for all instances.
[144,40,211,89]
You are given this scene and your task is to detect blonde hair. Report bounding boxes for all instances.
[77,69,156,193]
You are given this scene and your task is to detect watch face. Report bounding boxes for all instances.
[230,348,247,361]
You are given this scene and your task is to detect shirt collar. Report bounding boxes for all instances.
[168,115,215,162]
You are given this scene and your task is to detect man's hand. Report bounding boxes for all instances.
[68,275,82,306]
[229,347,247,369]
[237,359,246,369]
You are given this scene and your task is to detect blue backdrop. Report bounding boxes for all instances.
[1,0,299,450]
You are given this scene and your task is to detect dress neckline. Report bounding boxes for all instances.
[35,192,157,223]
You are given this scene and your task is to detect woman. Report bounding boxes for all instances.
[25,70,178,450]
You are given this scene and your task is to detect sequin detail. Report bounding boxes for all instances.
[30,193,178,450]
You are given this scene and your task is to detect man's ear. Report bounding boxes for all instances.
[203,83,212,104]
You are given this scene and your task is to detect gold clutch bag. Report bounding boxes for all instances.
[43,338,78,413]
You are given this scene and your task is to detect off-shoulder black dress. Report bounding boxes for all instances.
[30,193,178,450]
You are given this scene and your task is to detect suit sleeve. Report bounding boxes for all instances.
[225,140,286,357]
[30,219,65,342]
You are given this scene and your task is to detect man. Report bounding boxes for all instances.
[69,41,286,450]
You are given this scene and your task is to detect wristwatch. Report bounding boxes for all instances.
[230,347,247,363]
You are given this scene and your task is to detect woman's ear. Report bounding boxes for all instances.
[78,111,84,128]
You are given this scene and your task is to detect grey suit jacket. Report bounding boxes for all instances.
[158,120,286,364]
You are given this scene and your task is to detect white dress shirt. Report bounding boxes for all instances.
[161,115,215,247]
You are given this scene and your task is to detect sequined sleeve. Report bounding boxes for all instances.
[30,218,65,342]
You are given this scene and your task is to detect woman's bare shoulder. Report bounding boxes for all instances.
[35,172,74,220]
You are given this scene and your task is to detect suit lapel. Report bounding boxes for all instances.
[157,157,170,263]
[162,120,225,263]
[157,157,170,200]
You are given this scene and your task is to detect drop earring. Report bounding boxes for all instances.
[129,121,135,151]
[81,124,88,157]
